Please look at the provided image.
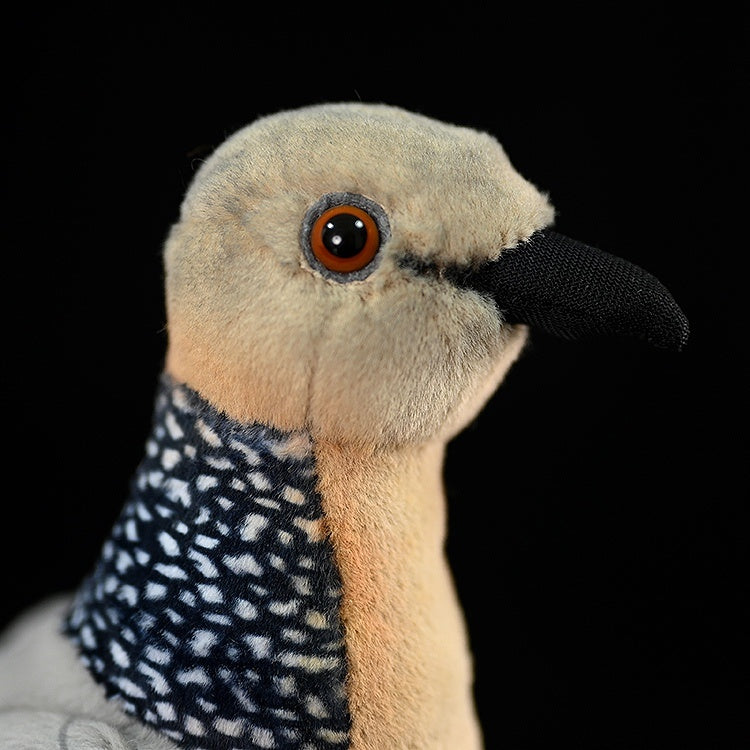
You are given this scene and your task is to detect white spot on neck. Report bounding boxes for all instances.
[109,640,130,668]
[244,634,272,659]
[241,513,269,542]
[145,581,167,600]
[165,411,184,440]
[222,553,263,576]
[235,599,258,621]
[214,717,245,737]
[190,630,218,657]
[158,531,180,556]
[196,418,222,447]
[155,701,177,721]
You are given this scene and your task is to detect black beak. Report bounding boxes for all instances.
[450,230,690,351]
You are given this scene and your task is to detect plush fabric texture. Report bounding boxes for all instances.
[1,103,688,750]
[439,229,690,350]
[0,709,133,750]
[160,102,553,749]
[164,102,554,445]
[0,596,179,749]
[312,439,483,750]
[64,375,350,749]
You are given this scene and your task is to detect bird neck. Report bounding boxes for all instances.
[311,438,482,749]
[63,373,480,749]
[64,373,351,749]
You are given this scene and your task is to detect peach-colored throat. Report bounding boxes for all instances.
[313,439,483,750]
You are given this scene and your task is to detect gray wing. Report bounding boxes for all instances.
[0,596,177,750]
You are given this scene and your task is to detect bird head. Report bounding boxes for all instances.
[164,103,688,448]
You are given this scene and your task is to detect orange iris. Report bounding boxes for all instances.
[309,204,381,273]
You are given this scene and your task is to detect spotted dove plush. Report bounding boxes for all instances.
[0,103,688,750]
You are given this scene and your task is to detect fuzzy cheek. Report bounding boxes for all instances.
[440,323,529,443]
[164,221,322,431]
[308,286,507,446]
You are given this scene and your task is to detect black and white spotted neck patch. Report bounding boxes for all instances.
[64,374,351,750]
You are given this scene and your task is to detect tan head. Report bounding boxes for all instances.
[164,103,551,447]
[164,102,687,448]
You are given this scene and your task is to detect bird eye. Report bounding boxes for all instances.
[311,205,379,273]
[302,193,389,282]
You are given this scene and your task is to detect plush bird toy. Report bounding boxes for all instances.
[0,103,688,750]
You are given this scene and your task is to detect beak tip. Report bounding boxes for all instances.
[668,317,691,352]
[647,294,690,353]
[651,325,689,353]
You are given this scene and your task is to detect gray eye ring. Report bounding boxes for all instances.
[301,192,391,282]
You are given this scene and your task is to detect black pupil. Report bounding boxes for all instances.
[322,213,368,258]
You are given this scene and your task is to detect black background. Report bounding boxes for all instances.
[2,7,746,749]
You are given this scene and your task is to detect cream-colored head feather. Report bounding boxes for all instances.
[164,102,554,447]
